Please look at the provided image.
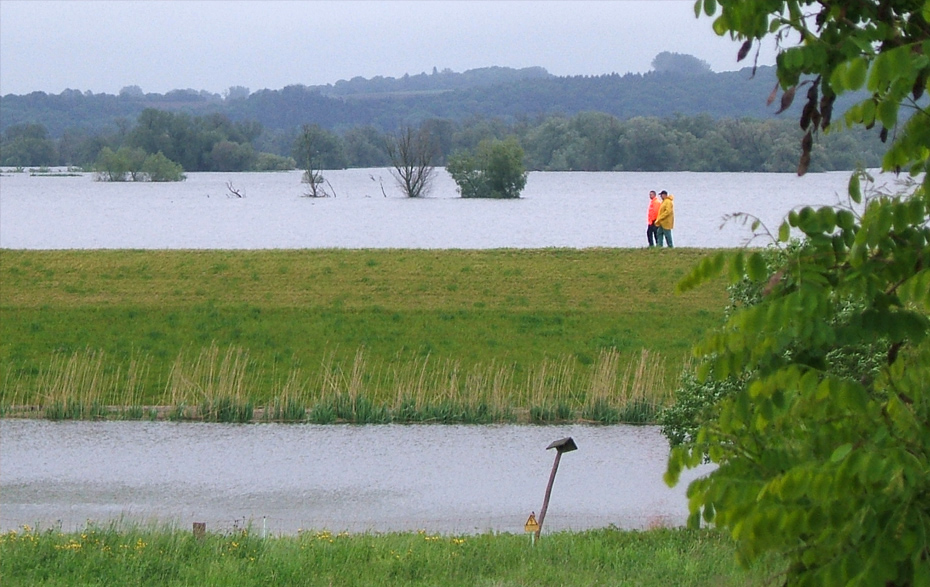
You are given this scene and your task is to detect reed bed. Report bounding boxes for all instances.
[165,343,254,422]
[1,344,674,424]
[0,349,151,420]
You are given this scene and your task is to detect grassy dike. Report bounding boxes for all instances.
[0,525,781,586]
[0,248,727,423]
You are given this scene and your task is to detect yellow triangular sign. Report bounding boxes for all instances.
[524,512,539,533]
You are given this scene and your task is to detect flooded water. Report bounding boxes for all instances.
[0,167,856,249]
[0,420,711,535]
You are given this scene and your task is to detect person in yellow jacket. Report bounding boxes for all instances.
[654,190,674,247]
[647,190,661,246]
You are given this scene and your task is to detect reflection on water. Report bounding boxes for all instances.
[0,168,855,249]
[0,420,711,535]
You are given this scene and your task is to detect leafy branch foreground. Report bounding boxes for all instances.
[664,1,930,585]
[0,524,781,587]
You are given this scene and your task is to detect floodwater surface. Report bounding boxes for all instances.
[0,420,711,535]
[0,168,859,249]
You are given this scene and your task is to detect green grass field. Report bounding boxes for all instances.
[0,524,781,586]
[0,248,728,423]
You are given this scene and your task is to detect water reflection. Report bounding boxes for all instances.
[0,420,711,535]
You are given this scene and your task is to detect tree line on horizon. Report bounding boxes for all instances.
[0,107,884,175]
[0,54,884,174]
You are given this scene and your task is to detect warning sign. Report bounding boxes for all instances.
[524,512,539,533]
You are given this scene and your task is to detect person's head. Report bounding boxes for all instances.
[649,190,657,199]
[659,190,668,199]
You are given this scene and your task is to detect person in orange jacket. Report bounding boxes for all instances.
[655,190,674,248]
[646,190,661,246]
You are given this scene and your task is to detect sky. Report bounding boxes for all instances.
[0,0,778,97]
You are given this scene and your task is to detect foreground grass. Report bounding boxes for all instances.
[0,249,727,422]
[0,524,780,586]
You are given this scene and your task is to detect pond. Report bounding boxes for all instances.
[0,420,711,535]
[0,167,858,249]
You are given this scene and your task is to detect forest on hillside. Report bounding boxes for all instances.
[0,55,882,173]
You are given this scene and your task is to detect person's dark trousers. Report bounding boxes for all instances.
[656,227,673,248]
[647,224,658,246]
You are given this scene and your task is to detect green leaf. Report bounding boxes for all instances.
[677,251,728,292]
[702,0,717,18]
[898,269,930,310]
[877,99,899,130]
[846,57,868,91]
[729,251,746,281]
[830,443,852,463]
[868,52,892,93]
[818,207,836,232]
[778,221,790,242]
[848,172,862,204]
[747,252,767,281]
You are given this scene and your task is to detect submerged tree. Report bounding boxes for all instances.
[446,137,528,199]
[94,146,185,182]
[295,124,339,197]
[385,125,438,198]
[665,1,930,586]
[142,151,185,182]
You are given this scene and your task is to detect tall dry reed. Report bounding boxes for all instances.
[582,348,670,423]
[9,344,677,424]
[34,349,149,419]
[164,342,253,422]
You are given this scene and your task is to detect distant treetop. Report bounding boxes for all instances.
[651,52,713,75]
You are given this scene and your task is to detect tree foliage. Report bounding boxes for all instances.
[666,1,930,585]
[127,109,264,172]
[295,124,343,197]
[94,146,184,182]
[0,123,57,166]
[0,111,885,173]
[446,138,528,199]
[652,51,713,75]
[141,151,186,182]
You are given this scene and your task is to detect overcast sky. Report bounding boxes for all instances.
[0,1,778,96]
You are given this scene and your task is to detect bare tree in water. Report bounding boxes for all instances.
[385,125,437,198]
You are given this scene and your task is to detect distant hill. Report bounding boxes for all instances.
[318,65,553,97]
[0,63,849,138]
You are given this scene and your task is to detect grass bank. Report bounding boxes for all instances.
[0,248,727,423]
[0,524,780,586]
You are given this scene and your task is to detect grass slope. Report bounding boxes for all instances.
[0,248,727,422]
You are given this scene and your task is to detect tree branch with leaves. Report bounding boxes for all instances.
[295,124,340,198]
[665,1,930,585]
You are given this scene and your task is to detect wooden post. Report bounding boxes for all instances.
[535,437,577,540]
[193,522,206,540]
[535,451,562,539]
